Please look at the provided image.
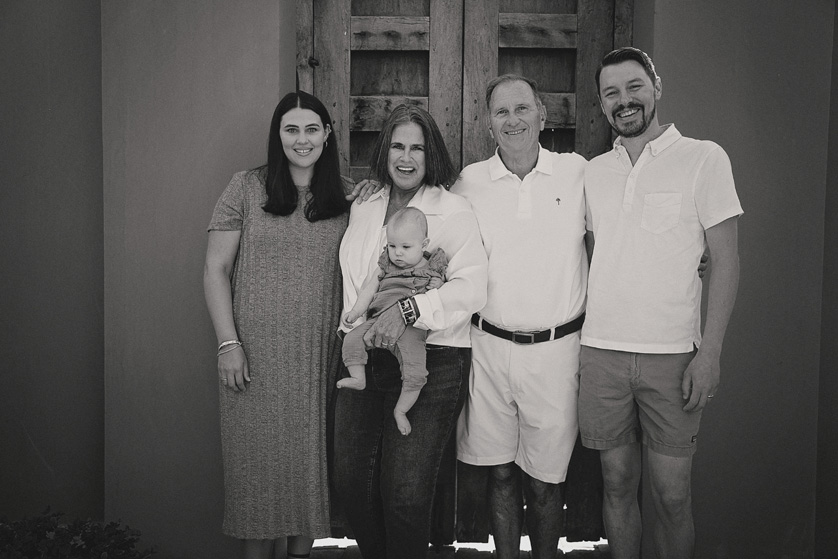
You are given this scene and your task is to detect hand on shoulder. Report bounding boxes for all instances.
[345,178,383,204]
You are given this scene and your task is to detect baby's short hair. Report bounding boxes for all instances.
[388,207,429,238]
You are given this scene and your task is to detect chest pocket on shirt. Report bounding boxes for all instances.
[640,193,682,234]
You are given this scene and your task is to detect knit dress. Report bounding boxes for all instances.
[208,170,347,539]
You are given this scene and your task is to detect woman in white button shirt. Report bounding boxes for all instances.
[333,105,488,559]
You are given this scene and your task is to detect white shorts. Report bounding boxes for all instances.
[456,326,580,484]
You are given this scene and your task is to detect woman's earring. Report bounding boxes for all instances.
[325,140,329,148]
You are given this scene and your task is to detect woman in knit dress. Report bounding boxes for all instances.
[203,91,352,559]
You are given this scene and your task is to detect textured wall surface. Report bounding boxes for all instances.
[101,2,294,556]
[634,0,835,557]
[817,4,838,558]
[0,1,104,521]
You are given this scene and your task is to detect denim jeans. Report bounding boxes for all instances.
[333,344,470,559]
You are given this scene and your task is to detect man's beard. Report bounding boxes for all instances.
[610,102,656,138]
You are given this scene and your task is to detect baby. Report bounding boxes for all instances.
[339,207,448,435]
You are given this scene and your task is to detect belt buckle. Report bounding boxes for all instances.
[512,331,535,344]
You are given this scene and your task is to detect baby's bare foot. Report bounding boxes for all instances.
[337,377,366,390]
[394,411,411,435]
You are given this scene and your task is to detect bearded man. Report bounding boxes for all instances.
[580,47,742,559]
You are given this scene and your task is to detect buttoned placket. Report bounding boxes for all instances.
[616,144,654,210]
[514,173,534,218]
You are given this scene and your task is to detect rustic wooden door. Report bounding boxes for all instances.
[298,0,631,174]
[297,0,463,181]
[297,0,632,545]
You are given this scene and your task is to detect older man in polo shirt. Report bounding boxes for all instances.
[580,48,742,559]
[453,74,587,559]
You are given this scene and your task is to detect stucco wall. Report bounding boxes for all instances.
[0,1,104,521]
[101,2,295,556]
[634,1,835,557]
[816,4,838,558]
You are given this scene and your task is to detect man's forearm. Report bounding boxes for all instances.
[700,218,740,356]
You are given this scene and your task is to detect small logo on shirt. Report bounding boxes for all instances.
[555,197,561,206]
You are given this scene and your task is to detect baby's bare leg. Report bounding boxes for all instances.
[340,322,373,390]
[337,364,367,390]
[391,328,428,435]
[393,388,421,435]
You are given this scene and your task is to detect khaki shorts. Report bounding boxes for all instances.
[578,345,701,458]
[456,327,580,484]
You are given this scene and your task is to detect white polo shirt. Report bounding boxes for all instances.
[452,146,588,331]
[583,125,743,353]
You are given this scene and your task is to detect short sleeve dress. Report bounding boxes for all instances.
[208,170,348,539]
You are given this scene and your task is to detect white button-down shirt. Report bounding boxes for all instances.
[339,184,488,347]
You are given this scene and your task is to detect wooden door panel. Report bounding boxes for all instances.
[462,0,498,167]
[352,0,429,16]
[499,0,578,13]
[351,96,428,131]
[350,51,429,96]
[574,0,615,160]
[498,49,576,92]
[351,16,430,50]
[306,0,462,180]
[498,13,577,48]
[429,0,463,170]
[313,0,351,172]
[296,0,314,93]
[348,131,379,183]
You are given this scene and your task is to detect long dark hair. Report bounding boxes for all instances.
[368,104,459,189]
[257,91,349,221]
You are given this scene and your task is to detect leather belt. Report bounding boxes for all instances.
[471,312,585,345]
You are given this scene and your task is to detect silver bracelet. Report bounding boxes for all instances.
[217,340,243,356]
[218,339,241,351]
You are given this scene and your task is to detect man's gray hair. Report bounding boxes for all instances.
[484,74,544,111]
